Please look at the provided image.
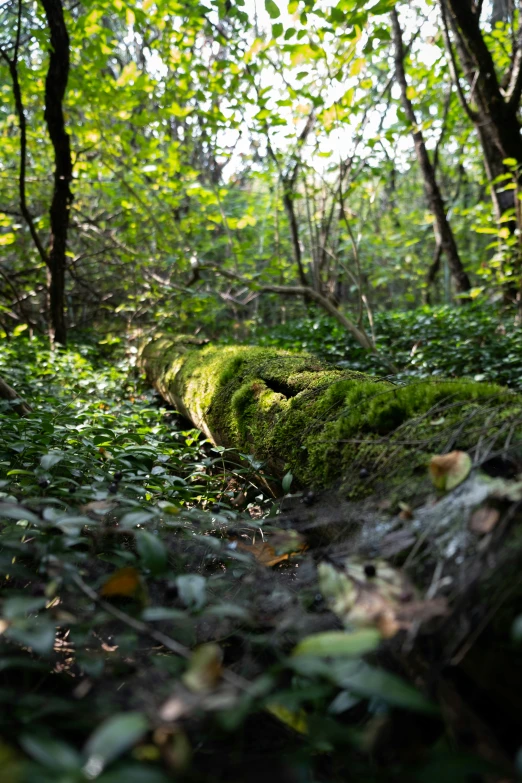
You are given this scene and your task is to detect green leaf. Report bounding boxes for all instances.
[141,607,188,621]
[292,629,380,658]
[119,511,156,528]
[20,734,81,771]
[83,712,149,776]
[135,530,168,574]
[6,619,56,656]
[282,471,293,493]
[40,451,65,470]
[3,596,47,620]
[337,663,438,714]
[96,764,170,783]
[176,574,207,609]
[512,614,522,641]
[0,503,44,526]
[265,0,281,18]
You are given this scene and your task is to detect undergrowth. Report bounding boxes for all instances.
[0,334,517,783]
[248,304,522,388]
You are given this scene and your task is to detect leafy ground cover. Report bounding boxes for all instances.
[250,304,522,389]
[1,327,521,783]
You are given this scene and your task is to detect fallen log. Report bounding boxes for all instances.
[141,336,522,773]
[140,335,521,494]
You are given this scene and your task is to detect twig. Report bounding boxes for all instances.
[71,571,252,693]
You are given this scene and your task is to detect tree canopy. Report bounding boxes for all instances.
[2,0,522,342]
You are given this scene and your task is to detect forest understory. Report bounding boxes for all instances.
[1,309,522,783]
[4,0,522,779]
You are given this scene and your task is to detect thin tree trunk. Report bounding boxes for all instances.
[424,242,443,305]
[391,9,471,298]
[40,0,73,346]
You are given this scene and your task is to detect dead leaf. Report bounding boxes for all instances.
[100,566,143,598]
[429,450,472,491]
[182,643,223,693]
[317,559,443,639]
[398,502,413,520]
[233,529,306,567]
[269,528,307,556]
[235,540,288,566]
[155,727,192,772]
[469,506,500,535]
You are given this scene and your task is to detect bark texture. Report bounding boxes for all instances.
[391,9,471,297]
[40,0,73,345]
[140,336,521,492]
[441,0,522,228]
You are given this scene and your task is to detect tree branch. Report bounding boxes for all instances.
[0,16,49,266]
[439,0,480,123]
[0,375,31,416]
[505,0,522,107]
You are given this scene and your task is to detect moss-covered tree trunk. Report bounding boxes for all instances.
[141,336,522,769]
[140,335,519,492]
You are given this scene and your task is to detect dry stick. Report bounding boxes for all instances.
[71,572,252,693]
[0,376,32,416]
[201,264,398,369]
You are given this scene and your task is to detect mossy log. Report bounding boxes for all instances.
[141,336,522,768]
[140,335,521,493]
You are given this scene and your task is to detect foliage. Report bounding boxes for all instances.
[1,0,521,340]
[249,304,522,389]
[1,0,522,777]
[1,336,472,782]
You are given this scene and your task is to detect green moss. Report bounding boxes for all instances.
[140,337,522,494]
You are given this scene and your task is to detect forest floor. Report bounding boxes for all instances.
[1,307,522,783]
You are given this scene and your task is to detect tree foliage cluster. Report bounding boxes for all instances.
[2,0,522,344]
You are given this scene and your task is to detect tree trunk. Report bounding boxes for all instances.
[423,242,443,305]
[391,9,471,299]
[140,336,519,491]
[441,0,522,232]
[40,0,73,346]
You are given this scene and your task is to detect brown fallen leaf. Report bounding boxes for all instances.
[318,558,447,640]
[233,529,306,567]
[469,505,500,535]
[100,566,143,598]
[182,643,223,693]
[234,540,290,567]
[429,450,472,491]
[398,501,413,520]
[269,528,307,556]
